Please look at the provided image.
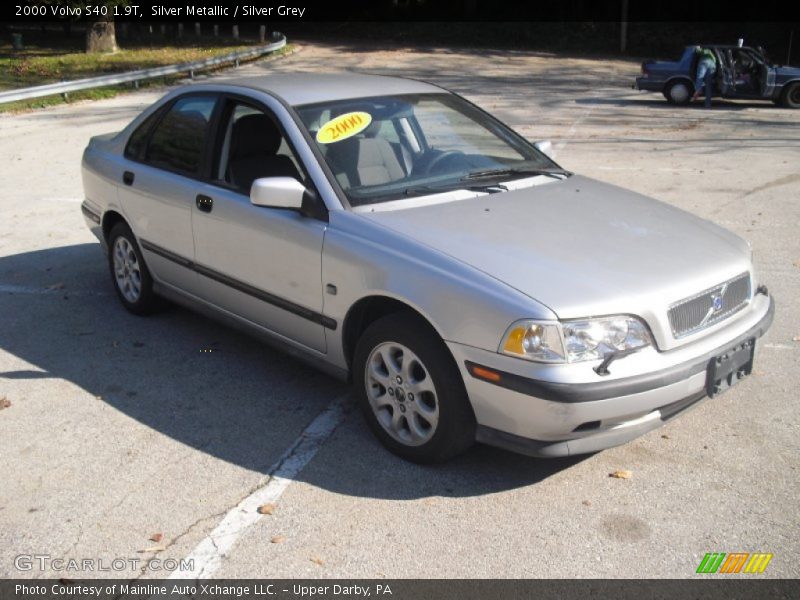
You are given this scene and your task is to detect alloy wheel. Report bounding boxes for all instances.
[364,342,440,446]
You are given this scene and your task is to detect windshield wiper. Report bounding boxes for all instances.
[461,167,572,182]
[404,182,509,197]
[403,183,473,197]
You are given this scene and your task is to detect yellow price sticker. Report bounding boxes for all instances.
[316,111,372,144]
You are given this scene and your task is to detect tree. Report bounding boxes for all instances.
[33,0,124,53]
[85,17,117,53]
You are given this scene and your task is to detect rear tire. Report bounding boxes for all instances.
[107,222,159,315]
[781,82,800,109]
[353,312,476,463]
[664,80,693,105]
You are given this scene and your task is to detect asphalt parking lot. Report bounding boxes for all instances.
[1,40,798,579]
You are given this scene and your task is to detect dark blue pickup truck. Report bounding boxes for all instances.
[634,44,800,108]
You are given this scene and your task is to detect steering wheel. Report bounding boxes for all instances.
[423,150,464,175]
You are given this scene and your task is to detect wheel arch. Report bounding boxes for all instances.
[342,295,444,380]
[101,210,128,242]
[778,79,800,103]
[665,76,695,91]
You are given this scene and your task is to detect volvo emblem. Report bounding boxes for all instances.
[700,283,728,327]
[711,293,724,311]
[711,282,728,313]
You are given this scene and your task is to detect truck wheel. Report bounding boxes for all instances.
[107,222,159,315]
[353,312,476,463]
[664,80,692,105]
[781,82,800,109]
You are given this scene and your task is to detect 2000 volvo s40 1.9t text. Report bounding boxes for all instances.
[81,74,774,463]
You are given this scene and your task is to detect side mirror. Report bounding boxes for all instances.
[250,177,307,210]
[533,140,555,159]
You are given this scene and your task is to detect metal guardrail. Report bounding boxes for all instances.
[0,33,287,105]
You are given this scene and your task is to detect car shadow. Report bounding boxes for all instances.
[0,243,587,500]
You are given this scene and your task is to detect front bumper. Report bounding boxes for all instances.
[448,293,774,457]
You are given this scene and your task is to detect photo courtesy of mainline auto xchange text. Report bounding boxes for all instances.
[0,0,798,598]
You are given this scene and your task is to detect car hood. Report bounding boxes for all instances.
[358,175,751,320]
[776,65,800,76]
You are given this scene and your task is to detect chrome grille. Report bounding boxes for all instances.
[668,272,751,338]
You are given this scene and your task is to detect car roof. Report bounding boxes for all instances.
[214,73,445,106]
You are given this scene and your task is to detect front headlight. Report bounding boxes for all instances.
[562,316,651,362]
[500,321,565,362]
[500,316,651,363]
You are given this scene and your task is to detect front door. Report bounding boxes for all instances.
[191,97,328,353]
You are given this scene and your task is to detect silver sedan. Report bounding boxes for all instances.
[81,73,774,463]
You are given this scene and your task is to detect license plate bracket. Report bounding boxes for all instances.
[706,338,756,398]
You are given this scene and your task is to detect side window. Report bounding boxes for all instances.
[124,108,162,160]
[215,101,304,194]
[144,95,217,175]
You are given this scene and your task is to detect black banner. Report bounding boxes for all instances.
[1,580,799,600]
[2,0,800,23]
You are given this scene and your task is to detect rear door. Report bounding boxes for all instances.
[714,48,735,96]
[118,93,219,295]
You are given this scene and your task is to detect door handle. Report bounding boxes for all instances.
[196,194,213,213]
[122,171,135,186]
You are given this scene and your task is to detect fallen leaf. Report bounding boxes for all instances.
[609,469,633,479]
[137,545,166,553]
[310,557,324,566]
[661,434,670,439]
[582,499,591,506]
[0,397,11,410]
[46,282,65,290]
[257,503,276,515]
[270,535,286,544]
[149,533,163,543]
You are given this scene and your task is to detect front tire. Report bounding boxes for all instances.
[353,312,476,463]
[664,80,692,105]
[107,222,158,315]
[781,82,800,109]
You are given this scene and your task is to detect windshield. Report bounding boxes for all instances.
[295,93,565,207]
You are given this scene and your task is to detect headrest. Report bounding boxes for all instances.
[231,114,281,158]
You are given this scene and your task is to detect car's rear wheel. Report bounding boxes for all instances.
[664,80,692,105]
[107,222,158,315]
[353,312,476,463]
[781,82,800,109]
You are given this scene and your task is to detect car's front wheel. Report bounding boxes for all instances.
[781,82,800,109]
[664,80,693,105]
[353,312,476,463]
[107,222,158,315]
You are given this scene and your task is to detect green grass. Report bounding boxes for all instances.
[0,37,293,112]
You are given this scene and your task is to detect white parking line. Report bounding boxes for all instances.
[169,394,350,579]
[763,343,796,351]
[553,103,598,155]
